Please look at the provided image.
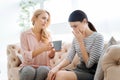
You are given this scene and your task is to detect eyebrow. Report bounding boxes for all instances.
[71,25,78,28]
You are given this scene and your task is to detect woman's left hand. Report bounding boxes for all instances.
[72,28,84,42]
[47,66,59,80]
[48,48,55,58]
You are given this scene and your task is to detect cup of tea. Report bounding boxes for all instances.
[52,40,62,51]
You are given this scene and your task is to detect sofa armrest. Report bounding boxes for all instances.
[7,44,21,68]
[102,45,120,80]
[7,44,22,80]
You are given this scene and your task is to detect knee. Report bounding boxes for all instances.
[19,66,35,76]
[37,66,50,75]
[55,71,66,80]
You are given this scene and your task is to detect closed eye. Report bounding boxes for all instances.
[71,25,77,28]
[42,17,48,22]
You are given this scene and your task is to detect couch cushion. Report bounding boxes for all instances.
[94,37,117,80]
[8,67,20,80]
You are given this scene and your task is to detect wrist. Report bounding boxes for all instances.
[56,65,61,70]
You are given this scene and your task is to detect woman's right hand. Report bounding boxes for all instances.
[32,42,54,58]
[47,66,59,80]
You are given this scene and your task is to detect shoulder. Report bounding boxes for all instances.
[93,32,104,45]
[93,32,104,40]
[72,37,78,43]
[21,28,32,36]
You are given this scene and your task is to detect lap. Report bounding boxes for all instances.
[73,69,94,80]
[71,62,96,80]
[37,66,50,71]
[19,66,36,73]
[55,70,77,80]
[36,66,50,75]
[19,66,50,80]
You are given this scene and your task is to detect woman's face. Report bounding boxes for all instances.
[35,12,49,29]
[70,20,87,34]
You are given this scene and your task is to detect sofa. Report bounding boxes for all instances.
[7,37,120,80]
[7,42,80,80]
[101,45,120,80]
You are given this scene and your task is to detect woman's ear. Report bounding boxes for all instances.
[83,18,87,24]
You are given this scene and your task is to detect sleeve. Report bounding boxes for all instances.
[20,32,33,64]
[86,34,104,68]
[66,38,76,63]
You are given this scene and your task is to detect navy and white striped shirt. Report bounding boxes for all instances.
[66,32,104,68]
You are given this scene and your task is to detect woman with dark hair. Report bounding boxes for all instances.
[48,10,104,80]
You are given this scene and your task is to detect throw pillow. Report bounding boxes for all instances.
[94,36,117,80]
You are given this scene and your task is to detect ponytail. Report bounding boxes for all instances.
[68,10,97,32]
[88,21,97,32]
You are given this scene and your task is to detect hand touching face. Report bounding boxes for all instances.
[72,28,84,42]
[70,21,86,41]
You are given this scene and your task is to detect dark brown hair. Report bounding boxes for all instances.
[68,10,97,32]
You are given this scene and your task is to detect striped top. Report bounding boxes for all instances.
[66,32,104,68]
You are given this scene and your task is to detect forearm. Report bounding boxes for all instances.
[79,41,89,64]
[32,47,44,58]
[56,59,70,70]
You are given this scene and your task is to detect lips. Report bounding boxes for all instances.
[41,24,46,29]
[42,24,45,26]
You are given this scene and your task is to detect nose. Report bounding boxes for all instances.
[42,21,47,26]
[72,27,78,30]
[44,20,48,24]
[73,28,76,31]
